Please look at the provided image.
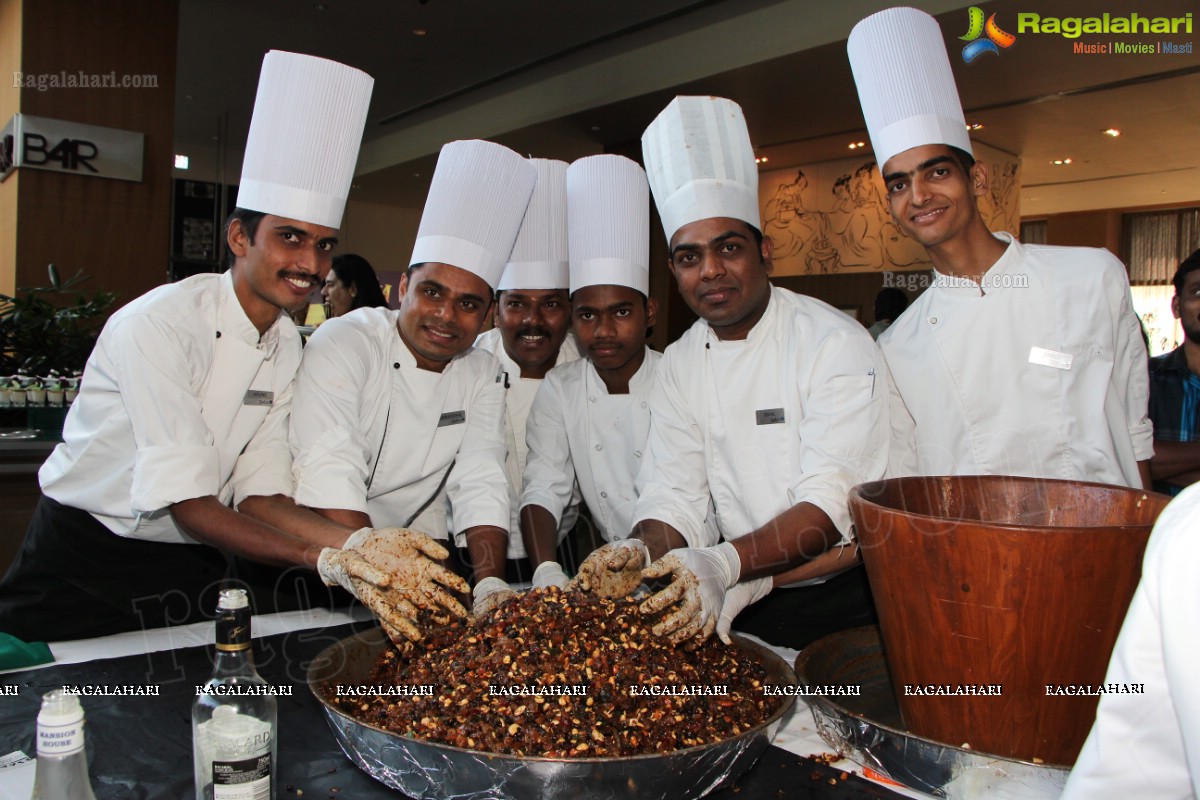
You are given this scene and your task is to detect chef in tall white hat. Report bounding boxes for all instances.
[466,158,581,577]
[519,154,662,590]
[847,7,1151,489]
[0,51,458,643]
[573,96,892,651]
[290,139,537,624]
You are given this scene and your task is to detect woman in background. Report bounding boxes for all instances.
[322,253,389,318]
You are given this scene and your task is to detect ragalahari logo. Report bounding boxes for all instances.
[960,7,1017,63]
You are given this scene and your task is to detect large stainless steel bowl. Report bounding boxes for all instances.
[307,628,795,800]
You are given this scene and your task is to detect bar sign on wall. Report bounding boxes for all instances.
[0,113,144,183]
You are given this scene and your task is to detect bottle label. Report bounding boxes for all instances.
[37,721,84,756]
[212,754,271,799]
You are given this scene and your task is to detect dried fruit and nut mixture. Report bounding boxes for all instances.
[333,588,783,757]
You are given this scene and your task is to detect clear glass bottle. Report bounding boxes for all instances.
[32,689,98,800]
[193,588,277,799]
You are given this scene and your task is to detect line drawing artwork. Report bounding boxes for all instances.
[759,146,1020,277]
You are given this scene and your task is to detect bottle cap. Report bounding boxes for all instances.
[218,589,249,610]
[38,689,84,725]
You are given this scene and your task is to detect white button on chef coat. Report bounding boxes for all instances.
[881,232,1152,487]
[289,307,509,538]
[443,327,582,556]
[522,348,660,541]
[632,285,891,551]
[39,272,299,543]
[1061,483,1200,799]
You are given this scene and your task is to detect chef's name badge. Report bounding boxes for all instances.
[756,408,785,425]
[243,390,274,406]
[1028,346,1073,371]
[438,410,466,427]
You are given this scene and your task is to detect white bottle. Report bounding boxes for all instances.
[31,690,98,800]
[193,588,277,799]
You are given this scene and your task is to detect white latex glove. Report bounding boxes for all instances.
[318,527,470,643]
[531,561,570,591]
[640,542,741,646]
[716,576,772,644]
[569,539,650,598]
[472,576,518,618]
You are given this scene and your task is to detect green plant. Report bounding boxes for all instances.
[0,264,117,375]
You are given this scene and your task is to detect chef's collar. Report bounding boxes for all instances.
[218,270,284,357]
[929,231,1022,298]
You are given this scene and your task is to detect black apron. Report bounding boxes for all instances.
[0,496,229,641]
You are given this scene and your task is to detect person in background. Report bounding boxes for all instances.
[464,159,581,583]
[289,140,535,622]
[1060,482,1200,798]
[520,155,659,590]
[866,286,908,340]
[323,253,389,318]
[847,7,1151,488]
[1148,249,1200,494]
[576,97,892,650]
[0,52,464,644]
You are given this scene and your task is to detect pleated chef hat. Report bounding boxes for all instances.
[566,155,649,296]
[641,96,758,244]
[498,159,569,291]
[847,7,972,169]
[409,140,537,290]
[236,51,373,229]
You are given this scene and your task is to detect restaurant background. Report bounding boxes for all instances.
[0,0,1197,568]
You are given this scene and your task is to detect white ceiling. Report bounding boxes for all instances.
[174,0,1200,215]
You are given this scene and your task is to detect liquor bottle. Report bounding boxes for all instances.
[31,689,98,800]
[193,588,277,799]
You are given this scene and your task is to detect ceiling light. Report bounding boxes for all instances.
[966,123,984,131]
[1103,128,1121,137]
[174,154,189,169]
[412,28,427,36]
[1050,158,1073,165]
[755,156,769,164]
[848,142,865,149]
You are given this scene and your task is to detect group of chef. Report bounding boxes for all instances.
[0,8,1192,795]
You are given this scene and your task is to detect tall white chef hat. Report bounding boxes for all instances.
[847,7,972,170]
[566,155,649,296]
[236,50,373,230]
[641,96,759,244]
[497,159,569,291]
[409,140,537,290]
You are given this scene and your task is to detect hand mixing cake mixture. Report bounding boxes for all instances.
[331,588,782,757]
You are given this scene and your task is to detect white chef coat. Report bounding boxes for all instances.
[632,285,891,551]
[464,327,581,557]
[1060,484,1200,800]
[39,271,298,543]
[289,307,508,539]
[522,348,660,541]
[881,232,1152,487]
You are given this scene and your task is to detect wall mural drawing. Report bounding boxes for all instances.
[759,143,1020,277]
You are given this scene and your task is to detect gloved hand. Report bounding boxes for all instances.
[570,539,650,598]
[715,576,772,644]
[639,542,741,646]
[472,576,518,618]
[318,527,470,643]
[531,561,570,591]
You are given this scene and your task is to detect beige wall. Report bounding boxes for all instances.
[338,200,422,273]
